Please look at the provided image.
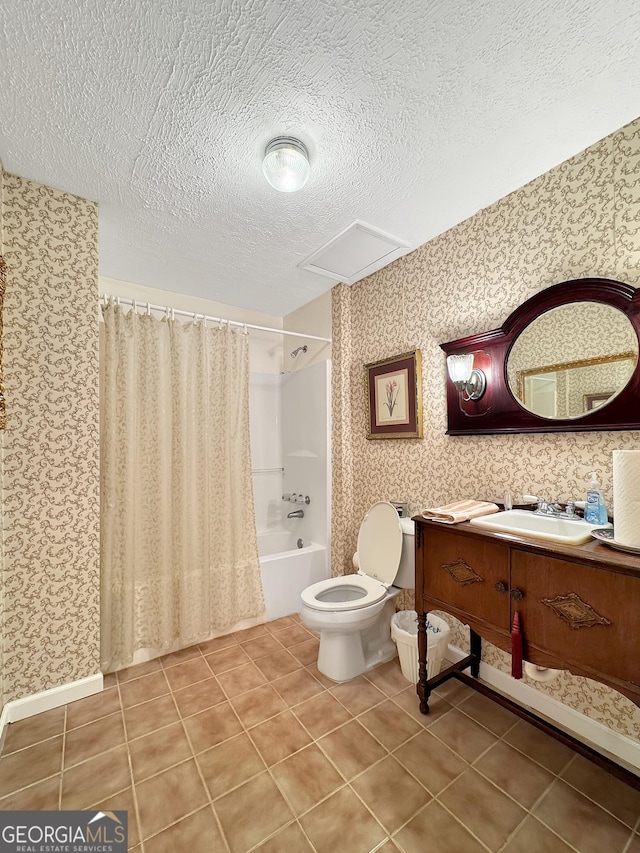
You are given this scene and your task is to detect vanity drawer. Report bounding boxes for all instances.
[423,526,510,630]
[512,551,640,687]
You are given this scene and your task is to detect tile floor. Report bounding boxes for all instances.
[1,614,639,853]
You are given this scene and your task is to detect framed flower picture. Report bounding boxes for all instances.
[365,350,423,439]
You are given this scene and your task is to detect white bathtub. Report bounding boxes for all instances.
[258,531,329,621]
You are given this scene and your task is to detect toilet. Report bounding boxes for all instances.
[300,501,415,682]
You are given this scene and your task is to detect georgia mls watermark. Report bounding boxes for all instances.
[0,811,127,853]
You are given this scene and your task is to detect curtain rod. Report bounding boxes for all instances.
[100,294,332,343]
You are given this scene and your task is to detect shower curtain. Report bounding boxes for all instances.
[100,303,265,671]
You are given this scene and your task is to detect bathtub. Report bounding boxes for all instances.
[258,530,329,621]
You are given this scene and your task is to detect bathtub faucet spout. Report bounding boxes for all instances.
[287,509,304,519]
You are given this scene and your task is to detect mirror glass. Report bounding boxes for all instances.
[506,302,639,419]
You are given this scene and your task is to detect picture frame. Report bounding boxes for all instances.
[365,349,422,439]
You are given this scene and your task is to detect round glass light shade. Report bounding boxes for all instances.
[262,137,310,192]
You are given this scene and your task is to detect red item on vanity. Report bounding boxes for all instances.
[511,611,523,679]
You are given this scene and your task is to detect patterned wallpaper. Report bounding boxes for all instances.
[331,116,640,738]
[0,171,100,706]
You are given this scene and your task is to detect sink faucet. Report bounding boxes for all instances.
[287,509,304,519]
[535,498,577,519]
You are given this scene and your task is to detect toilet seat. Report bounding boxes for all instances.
[301,502,403,612]
[301,573,388,611]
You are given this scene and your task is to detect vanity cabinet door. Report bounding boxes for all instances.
[511,551,640,688]
[423,526,510,631]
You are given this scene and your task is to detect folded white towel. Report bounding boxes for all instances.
[422,499,500,524]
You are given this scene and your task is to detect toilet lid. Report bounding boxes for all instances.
[356,501,403,586]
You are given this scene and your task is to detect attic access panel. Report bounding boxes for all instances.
[299,220,410,284]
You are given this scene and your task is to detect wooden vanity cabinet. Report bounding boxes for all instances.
[415,517,640,712]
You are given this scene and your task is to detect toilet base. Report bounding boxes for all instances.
[313,598,399,683]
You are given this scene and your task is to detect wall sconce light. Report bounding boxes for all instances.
[446,354,486,401]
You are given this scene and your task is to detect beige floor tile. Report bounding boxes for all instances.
[626,834,640,852]
[394,800,486,853]
[432,678,475,706]
[163,656,213,690]
[239,633,285,660]
[61,745,131,810]
[300,785,387,853]
[135,759,209,840]
[305,663,336,688]
[438,768,527,851]
[249,710,313,766]
[205,644,252,674]
[275,625,313,647]
[182,702,243,754]
[122,694,180,740]
[428,708,498,763]
[457,690,521,736]
[216,661,268,698]
[64,711,126,767]
[214,771,294,853]
[172,676,226,717]
[375,841,402,852]
[560,754,640,828]
[318,720,387,780]
[144,805,224,853]
[0,736,63,798]
[159,645,202,668]
[272,668,324,707]
[254,649,303,680]
[2,706,65,754]
[271,743,344,816]
[93,786,140,848]
[264,615,297,634]
[364,659,410,697]
[330,676,386,715]
[119,671,170,709]
[129,721,192,782]
[231,624,270,642]
[358,699,422,751]
[391,685,453,726]
[393,730,467,795]
[289,638,320,666]
[253,820,315,852]
[66,686,121,729]
[198,633,238,654]
[351,755,431,833]
[103,672,118,688]
[0,774,61,810]
[474,740,555,809]
[197,732,265,800]
[503,720,575,775]
[230,683,287,728]
[292,690,352,738]
[116,658,163,684]
[533,779,634,853]
[502,816,576,853]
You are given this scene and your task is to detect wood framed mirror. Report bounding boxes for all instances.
[441,278,640,435]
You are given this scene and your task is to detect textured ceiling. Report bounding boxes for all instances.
[1,1,639,316]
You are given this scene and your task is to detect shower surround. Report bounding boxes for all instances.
[250,360,331,619]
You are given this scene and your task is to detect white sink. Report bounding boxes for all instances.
[469,509,610,545]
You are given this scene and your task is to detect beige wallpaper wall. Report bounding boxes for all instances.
[331,116,640,739]
[1,170,101,709]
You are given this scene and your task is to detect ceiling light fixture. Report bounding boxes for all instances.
[262,137,310,192]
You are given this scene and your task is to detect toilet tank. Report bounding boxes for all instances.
[395,517,415,589]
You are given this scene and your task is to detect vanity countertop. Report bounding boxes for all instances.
[413,515,640,577]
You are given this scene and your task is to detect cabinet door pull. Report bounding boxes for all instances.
[510,588,524,601]
[494,582,508,594]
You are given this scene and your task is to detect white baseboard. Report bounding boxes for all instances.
[0,673,103,738]
[446,644,640,774]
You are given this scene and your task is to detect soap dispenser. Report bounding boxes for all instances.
[585,472,607,524]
